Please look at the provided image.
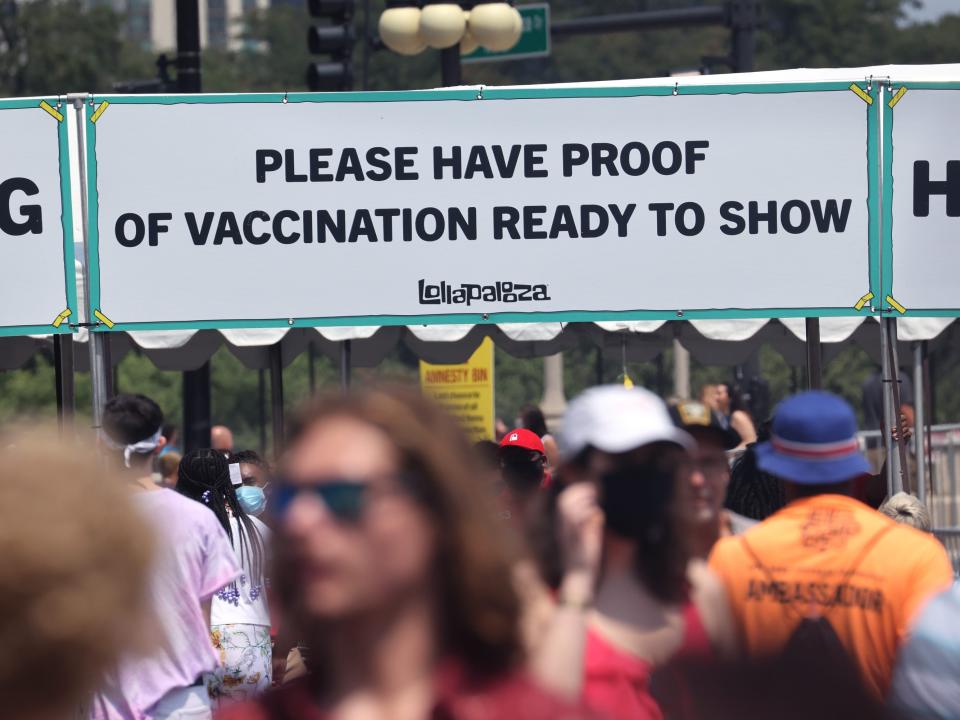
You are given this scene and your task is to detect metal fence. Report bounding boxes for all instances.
[859,424,960,525]
[859,425,960,575]
[926,426,960,529]
[933,529,960,577]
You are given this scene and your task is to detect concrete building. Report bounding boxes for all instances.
[89,0,271,51]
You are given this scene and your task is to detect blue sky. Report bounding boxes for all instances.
[903,0,957,23]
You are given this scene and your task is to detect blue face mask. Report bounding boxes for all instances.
[236,485,267,517]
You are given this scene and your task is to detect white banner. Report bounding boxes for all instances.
[87,86,873,329]
[889,87,960,313]
[0,100,74,335]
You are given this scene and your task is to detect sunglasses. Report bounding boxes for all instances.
[271,479,369,523]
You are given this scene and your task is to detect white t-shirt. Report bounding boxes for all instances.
[210,514,271,628]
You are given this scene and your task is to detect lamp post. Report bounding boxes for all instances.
[378,1,522,87]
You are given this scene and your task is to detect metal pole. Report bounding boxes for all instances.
[440,45,461,87]
[257,368,267,456]
[361,0,371,90]
[72,96,110,430]
[269,343,284,461]
[655,353,666,397]
[54,335,74,431]
[541,353,566,432]
[673,339,690,399]
[805,317,822,389]
[914,342,926,505]
[889,319,911,495]
[182,363,211,451]
[175,0,207,450]
[880,317,898,496]
[340,340,352,391]
[950,435,958,527]
[176,0,202,92]
[924,343,934,504]
[728,0,757,73]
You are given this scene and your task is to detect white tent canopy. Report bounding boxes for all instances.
[1,316,953,372]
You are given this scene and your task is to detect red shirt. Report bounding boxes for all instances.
[582,602,714,720]
[583,629,660,720]
[218,668,598,720]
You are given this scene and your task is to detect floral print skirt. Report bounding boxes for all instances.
[208,623,272,707]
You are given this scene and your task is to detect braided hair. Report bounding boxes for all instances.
[176,449,266,594]
[725,442,787,521]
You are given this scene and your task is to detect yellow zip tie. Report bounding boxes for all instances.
[849,83,873,105]
[93,309,115,328]
[888,87,907,108]
[90,100,110,123]
[854,291,874,311]
[886,295,906,315]
[39,100,64,122]
[52,308,72,328]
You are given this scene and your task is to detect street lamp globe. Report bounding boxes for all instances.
[379,1,427,56]
[468,1,522,52]
[420,0,468,49]
[460,11,479,54]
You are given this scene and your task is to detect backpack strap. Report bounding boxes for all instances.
[739,520,897,621]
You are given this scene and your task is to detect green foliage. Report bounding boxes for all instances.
[203,5,316,92]
[0,0,155,96]
[754,0,907,69]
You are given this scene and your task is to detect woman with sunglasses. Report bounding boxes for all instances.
[176,449,272,706]
[219,387,597,720]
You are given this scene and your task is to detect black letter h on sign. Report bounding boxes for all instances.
[914,160,960,217]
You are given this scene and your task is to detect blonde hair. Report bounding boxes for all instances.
[879,492,931,532]
[158,451,182,479]
[0,428,154,717]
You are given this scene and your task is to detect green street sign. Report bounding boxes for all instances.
[462,3,551,64]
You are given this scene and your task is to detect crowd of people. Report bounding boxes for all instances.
[1,379,958,720]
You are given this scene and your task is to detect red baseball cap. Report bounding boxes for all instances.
[499,428,545,454]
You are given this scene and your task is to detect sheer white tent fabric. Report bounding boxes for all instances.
[3,316,953,373]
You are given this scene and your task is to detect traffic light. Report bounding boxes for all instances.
[307,0,355,91]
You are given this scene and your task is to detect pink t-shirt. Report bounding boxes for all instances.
[90,489,241,720]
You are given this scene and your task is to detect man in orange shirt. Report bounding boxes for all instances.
[709,391,952,699]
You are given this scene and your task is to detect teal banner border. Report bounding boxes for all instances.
[84,82,878,333]
[0,96,77,338]
[883,81,960,317]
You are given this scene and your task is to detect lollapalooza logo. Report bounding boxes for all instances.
[418,279,551,306]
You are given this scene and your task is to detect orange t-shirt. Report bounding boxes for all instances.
[709,494,953,698]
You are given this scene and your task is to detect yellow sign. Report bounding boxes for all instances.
[419,337,495,442]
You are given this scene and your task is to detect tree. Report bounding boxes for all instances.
[0,0,154,97]
[203,5,315,92]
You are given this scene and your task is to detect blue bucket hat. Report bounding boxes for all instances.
[755,391,870,485]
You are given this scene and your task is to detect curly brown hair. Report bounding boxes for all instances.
[0,428,154,718]
[279,386,522,681]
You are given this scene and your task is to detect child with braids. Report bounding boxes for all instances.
[177,450,273,706]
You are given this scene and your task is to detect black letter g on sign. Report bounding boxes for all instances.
[0,177,42,236]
